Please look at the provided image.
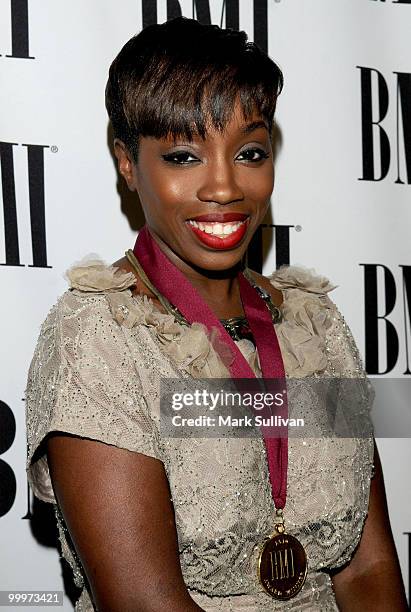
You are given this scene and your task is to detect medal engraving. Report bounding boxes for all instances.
[258,532,307,600]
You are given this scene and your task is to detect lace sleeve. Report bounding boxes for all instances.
[25,289,163,504]
[323,297,375,434]
[324,297,366,377]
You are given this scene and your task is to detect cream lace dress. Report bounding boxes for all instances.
[25,259,374,611]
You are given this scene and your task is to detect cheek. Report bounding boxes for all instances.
[261,162,275,189]
[243,165,274,202]
[141,168,192,210]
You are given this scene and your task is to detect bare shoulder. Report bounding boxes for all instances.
[246,268,284,308]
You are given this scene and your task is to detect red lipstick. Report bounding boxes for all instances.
[186,217,250,250]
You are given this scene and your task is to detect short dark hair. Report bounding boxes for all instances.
[105,16,283,163]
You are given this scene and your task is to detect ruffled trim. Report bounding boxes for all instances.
[269,265,336,377]
[65,255,136,293]
[64,258,236,378]
[269,264,337,294]
[106,290,235,379]
[64,259,336,379]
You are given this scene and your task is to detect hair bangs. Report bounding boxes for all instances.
[106,17,283,162]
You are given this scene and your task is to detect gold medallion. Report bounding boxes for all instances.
[257,526,307,600]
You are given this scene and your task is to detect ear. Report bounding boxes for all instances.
[113,139,137,192]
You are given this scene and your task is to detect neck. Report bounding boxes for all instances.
[148,228,245,312]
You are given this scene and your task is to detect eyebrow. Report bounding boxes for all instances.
[241,120,269,135]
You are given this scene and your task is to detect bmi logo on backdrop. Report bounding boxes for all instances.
[357,67,411,375]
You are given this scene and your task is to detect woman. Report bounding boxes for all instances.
[25,16,407,612]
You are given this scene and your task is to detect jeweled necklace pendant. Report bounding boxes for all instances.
[258,512,307,600]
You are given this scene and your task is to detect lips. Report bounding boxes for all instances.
[186,216,250,250]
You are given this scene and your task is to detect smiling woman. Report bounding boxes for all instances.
[25,16,407,612]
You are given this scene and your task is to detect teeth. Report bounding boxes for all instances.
[187,219,246,237]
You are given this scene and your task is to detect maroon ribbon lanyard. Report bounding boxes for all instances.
[133,224,288,510]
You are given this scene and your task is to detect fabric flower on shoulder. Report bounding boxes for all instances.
[65,255,136,293]
[105,290,234,379]
[268,265,336,377]
[63,257,233,379]
[268,264,336,294]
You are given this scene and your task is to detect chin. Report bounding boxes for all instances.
[191,250,246,273]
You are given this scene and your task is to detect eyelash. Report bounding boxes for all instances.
[161,147,270,165]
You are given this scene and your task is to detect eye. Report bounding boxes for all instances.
[161,151,199,165]
[161,147,270,165]
[237,147,270,162]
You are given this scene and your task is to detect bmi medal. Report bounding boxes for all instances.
[258,509,307,600]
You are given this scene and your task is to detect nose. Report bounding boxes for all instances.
[196,158,244,206]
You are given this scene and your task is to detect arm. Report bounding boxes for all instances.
[47,434,204,612]
[331,440,408,611]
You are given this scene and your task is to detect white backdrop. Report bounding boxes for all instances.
[1,0,410,609]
